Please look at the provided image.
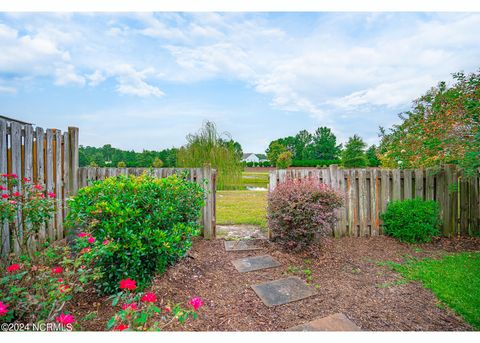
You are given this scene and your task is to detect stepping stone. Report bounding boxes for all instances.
[251,276,316,307]
[231,255,281,273]
[287,313,361,331]
[224,240,263,252]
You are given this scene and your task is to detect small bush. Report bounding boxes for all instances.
[267,178,343,251]
[65,173,205,294]
[276,151,293,169]
[380,198,441,243]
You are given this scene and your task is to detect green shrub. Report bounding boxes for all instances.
[380,198,441,243]
[65,173,205,294]
[276,151,293,169]
[291,159,340,167]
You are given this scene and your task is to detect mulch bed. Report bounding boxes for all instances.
[73,235,480,331]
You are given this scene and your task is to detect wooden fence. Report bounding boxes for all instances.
[269,165,480,238]
[0,117,79,255]
[78,167,217,239]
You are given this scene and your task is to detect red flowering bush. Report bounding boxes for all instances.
[0,242,101,325]
[107,279,203,331]
[65,173,205,294]
[267,178,343,251]
[0,174,56,257]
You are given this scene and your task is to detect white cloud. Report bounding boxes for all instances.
[86,70,106,86]
[54,64,85,86]
[112,64,165,97]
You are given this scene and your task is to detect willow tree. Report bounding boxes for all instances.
[176,121,243,189]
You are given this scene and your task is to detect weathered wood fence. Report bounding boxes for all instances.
[0,117,79,254]
[78,167,217,239]
[1,116,217,256]
[269,165,480,238]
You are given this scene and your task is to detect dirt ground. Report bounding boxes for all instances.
[74,235,480,331]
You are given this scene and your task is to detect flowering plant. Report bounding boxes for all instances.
[107,279,202,331]
[0,174,57,257]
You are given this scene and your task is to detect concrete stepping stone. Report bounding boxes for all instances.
[251,276,316,307]
[231,255,281,273]
[224,239,263,252]
[287,313,361,331]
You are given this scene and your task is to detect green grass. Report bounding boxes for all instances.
[221,172,269,190]
[216,190,268,228]
[390,252,480,329]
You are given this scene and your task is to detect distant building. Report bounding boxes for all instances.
[242,153,268,163]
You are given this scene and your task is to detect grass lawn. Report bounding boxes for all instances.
[221,171,269,190]
[391,252,480,329]
[216,190,268,228]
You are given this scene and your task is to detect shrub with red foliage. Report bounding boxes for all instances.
[267,178,343,251]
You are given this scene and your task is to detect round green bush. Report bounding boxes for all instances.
[65,172,205,294]
[380,198,441,243]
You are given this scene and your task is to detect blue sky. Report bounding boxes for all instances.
[0,12,479,153]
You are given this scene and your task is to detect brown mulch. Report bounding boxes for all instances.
[72,235,480,331]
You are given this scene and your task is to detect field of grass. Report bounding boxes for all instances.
[391,252,480,329]
[220,171,269,190]
[216,190,268,228]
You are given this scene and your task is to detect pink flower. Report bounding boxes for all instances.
[113,324,129,331]
[119,278,136,291]
[48,192,55,198]
[56,313,75,325]
[164,305,171,313]
[102,239,109,245]
[23,177,30,182]
[0,301,8,316]
[1,194,8,199]
[57,278,64,283]
[87,236,95,244]
[121,303,138,311]
[189,297,203,311]
[10,174,17,179]
[51,266,63,274]
[34,184,43,190]
[12,192,21,197]
[0,186,6,190]
[6,264,20,273]
[9,200,16,205]
[1,173,8,177]
[77,232,89,238]
[141,293,157,303]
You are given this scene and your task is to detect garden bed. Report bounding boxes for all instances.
[73,235,480,331]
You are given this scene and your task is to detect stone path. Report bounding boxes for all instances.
[223,236,362,330]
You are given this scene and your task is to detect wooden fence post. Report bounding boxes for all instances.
[68,127,79,195]
[0,119,9,255]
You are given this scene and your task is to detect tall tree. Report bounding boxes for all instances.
[266,141,287,166]
[366,145,381,167]
[341,134,368,168]
[309,127,342,160]
[294,130,313,160]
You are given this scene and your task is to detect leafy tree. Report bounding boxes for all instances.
[294,130,313,160]
[309,127,342,160]
[341,134,368,168]
[176,121,242,190]
[276,151,293,169]
[366,145,381,167]
[152,157,164,168]
[266,141,287,166]
[378,70,480,175]
[219,139,243,160]
[117,161,126,168]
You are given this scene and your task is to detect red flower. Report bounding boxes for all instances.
[56,313,75,325]
[189,297,203,311]
[48,192,55,198]
[6,264,20,273]
[0,186,6,190]
[164,305,171,313]
[121,303,138,311]
[12,192,21,197]
[9,200,16,205]
[0,173,8,177]
[102,239,109,245]
[141,293,157,303]
[119,278,136,291]
[80,247,91,254]
[1,194,8,199]
[33,184,42,190]
[10,174,17,179]
[87,236,95,244]
[59,284,71,293]
[113,324,129,331]
[0,301,8,316]
[58,278,64,283]
[77,232,89,238]
[51,266,63,274]
[23,177,30,182]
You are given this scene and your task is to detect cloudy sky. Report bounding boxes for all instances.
[0,12,479,153]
